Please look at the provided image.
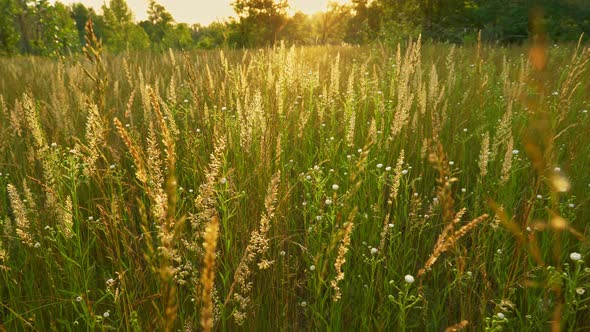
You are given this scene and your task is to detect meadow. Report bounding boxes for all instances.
[0,30,589,331]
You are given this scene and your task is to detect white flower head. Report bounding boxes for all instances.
[325,198,333,205]
[309,265,316,271]
[576,287,585,295]
[332,184,339,191]
[570,252,582,261]
[370,248,378,255]
[497,312,505,319]
[404,274,415,284]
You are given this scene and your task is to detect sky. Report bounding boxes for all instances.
[50,0,350,26]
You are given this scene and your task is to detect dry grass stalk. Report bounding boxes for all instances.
[193,136,226,231]
[81,19,107,111]
[113,117,148,184]
[330,207,357,301]
[556,40,590,126]
[500,135,514,184]
[224,171,281,325]
[200,216,220,332]
[379,149,405,251]
[7,184,34,247]
[418,213,488,278]
[80,102,105,178]
[445,320,469,332]
[58,195,74,239]
[478,132,490,178]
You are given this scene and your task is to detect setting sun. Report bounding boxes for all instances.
[290,0,350,15]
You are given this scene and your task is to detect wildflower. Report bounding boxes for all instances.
[325,198,333,205]
[103,311,110,318]
[109,164,115,170]
[377,163,383,169]
[88,216,94,221]
[449,161,455,166]
[385,166,391,171]
[461,188,467,193]
[220,177,227,184]
[536,195,543,199]
[371,248,378,255]
[51,142,57,147]
[388,223,394,228]
[301,301,307,307]
[315,215,322,221]
[576,288,585,295]
[34,242,41,248]
[310,265,316,271]
[184,99,189,103]
[106,278,114,286]
[305,175,312,180]
[76,296,82,302]
[279,251,286,256]
[497,313,505,319]
[569,203,575,208]
[570,252,582,261]
[221,106,227,111]
[401,169,408,175]
[404,275,415,284]
[332,184,339,191]
[512,149,519,155]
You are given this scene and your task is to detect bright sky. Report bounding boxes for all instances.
[51,0,350,26]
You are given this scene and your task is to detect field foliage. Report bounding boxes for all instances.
[0,36,589,331]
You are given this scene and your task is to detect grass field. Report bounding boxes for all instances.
[0,35,589,331]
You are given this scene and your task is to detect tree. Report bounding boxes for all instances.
[312,1,351,44]
[140,0,175,49]
[282,12,311,44]
[0,0,20,55]
[231,0,289,46]
[70,3,105,45]
[192,22,228,49]
[102,0,149,52]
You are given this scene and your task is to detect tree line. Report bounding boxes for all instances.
[0,0,589,56]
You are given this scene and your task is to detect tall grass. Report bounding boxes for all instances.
[0,36,589,331]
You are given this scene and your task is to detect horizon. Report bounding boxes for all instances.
[49,0,350,26]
